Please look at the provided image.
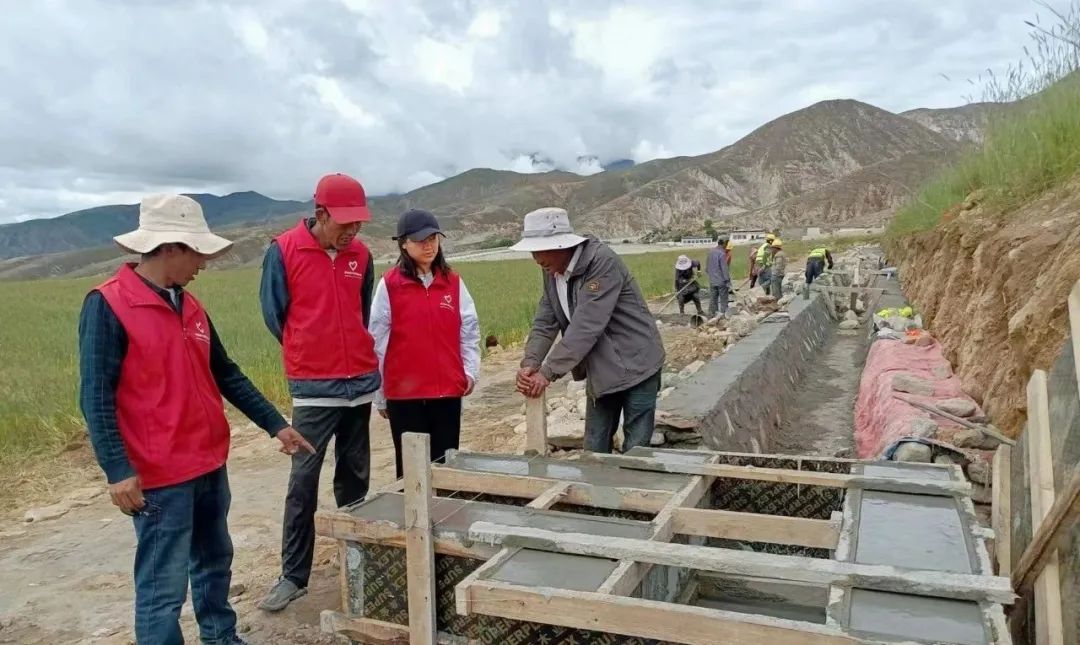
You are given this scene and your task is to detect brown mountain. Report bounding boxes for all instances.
[0,97,989,280]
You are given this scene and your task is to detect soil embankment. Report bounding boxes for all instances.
[887,178,1080,437]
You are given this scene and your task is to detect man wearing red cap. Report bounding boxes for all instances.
[257,173,382,611]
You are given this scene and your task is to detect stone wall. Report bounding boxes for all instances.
[661,293,838,453]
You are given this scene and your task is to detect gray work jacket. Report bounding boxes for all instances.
[522,237,665,398]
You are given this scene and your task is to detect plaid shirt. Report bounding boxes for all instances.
[78,277,288,484]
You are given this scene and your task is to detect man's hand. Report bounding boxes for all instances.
[276,426,316,456]
[109,476,145,514]
[520,371,551,398]
[464,377,475,397]
[515,366,537,395]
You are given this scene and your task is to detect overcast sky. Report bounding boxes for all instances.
[0,0,1062,223]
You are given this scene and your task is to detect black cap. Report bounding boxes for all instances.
[393,209,444,242]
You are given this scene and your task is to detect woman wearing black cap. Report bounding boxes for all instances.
[369,209,481,477]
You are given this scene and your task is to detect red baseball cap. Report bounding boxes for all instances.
[314,173,371,223]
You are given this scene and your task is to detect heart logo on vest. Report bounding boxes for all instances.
[440,293,454,311]
[191,320,211,344]
[348,260,358,271]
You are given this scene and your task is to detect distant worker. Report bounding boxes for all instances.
[749,232,776,289]
[370,209,481,477]
[706,236,731,318]
[769,238,787,298]
[258,173,380,612]
[79,195,314,645]
[513,207,665,454]
[805,246,835,285]
[673,255,704,316]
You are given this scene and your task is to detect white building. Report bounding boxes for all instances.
[677,237,714,247]
[729,229,768,245]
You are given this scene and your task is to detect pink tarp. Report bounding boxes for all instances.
[854,336,985,458]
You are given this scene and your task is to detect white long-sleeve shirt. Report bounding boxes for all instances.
[370,271,481,410]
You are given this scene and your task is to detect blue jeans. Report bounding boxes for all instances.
[132,466,236,645]
[584,370,662,453]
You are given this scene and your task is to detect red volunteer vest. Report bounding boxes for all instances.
[276,221,379,380]
[382,266,468,400]
[96,264,231,489]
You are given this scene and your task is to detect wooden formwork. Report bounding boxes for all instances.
[316,434,1013,645]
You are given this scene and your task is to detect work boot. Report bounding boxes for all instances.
[257,577,307,612]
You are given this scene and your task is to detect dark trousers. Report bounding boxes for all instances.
[708,284,729,317]
[386,398,463,478]
[132,467,236,645]
[805,257,825,285]
[282,404,371,588]
[677,293,703,314]
[770,276,784,298]
[584,370,661,454]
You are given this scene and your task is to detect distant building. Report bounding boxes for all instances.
[729,229,768,245]
[677,237,714,246]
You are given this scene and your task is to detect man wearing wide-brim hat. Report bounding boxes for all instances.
[513,207,666,453]
[78,194,314,645]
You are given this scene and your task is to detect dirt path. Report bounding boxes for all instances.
[0,324,718,645]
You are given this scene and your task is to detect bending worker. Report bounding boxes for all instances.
[513,207,665,454]
[749,232,776,289]
[768,238,787,298]
[258,173,381,612]
[805,246,834,285]
[673,255,704,316]
[370,209,481,477]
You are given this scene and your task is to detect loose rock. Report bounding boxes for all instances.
[547,420,586,449]
[844,310,858,322]
[678,360,706,379]
[908,417,938,439]
[892,442,933,463]
[892,373,934,397]
[938,398,977,418]
[966,461,991,486]
[933,454,958,466]
[649,431,666,447]
[838,320,859,330]
[952,428,1001,450]
[24,503,71,523]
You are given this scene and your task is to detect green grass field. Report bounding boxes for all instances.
[1,240,859,469]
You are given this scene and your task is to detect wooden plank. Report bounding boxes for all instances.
[992,445,1013,576]
[526,481,572,509]
[315,509,498,560]
[596,473,710,596]
[809,285,886,295]
[403,433,436,645]
[524,393,548,455]
[1069,279,1080,396]
[320,611,476,644]
[460,580,862,645]
[1013,464,1080,593]
[338,541,352,616]
[430,465,673,513]
[1025,370,1065,645]
[672,507,841,549]
[467,522,1015,604]
[584,453,970,496]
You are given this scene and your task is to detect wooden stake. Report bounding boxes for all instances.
[524,393,548,455]
[403,433,437,645]
[1025,371,1064,645]
[991,445,1012,576]
[1013,463,1080,594]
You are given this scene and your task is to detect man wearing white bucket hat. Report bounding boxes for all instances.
[513,207,665,453]
[78,194,314,645]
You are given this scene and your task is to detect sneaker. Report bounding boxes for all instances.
[257,577,308,612]
[227,637,251,645]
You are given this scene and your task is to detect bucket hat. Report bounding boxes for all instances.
[509,207,587,252]
[113,194,232,257]
[675,255,692,270]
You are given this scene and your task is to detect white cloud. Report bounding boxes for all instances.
[0,0,1060,222]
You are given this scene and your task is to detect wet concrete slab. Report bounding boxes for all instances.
[350,492,652,539]
[853,490,973,573]
[444,451,691,491]
[847,589,986,645]
[623,447,717,464]
[485,549,620,591]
